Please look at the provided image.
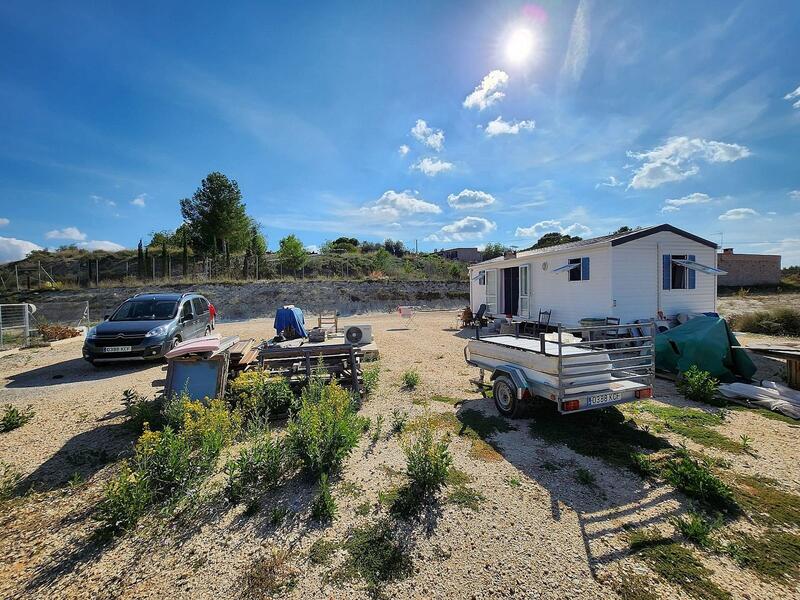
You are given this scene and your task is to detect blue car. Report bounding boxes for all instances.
[83,292,214,365]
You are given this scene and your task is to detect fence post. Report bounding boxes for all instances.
[255,255,259,280]
[15,265,20,291]
[152,256,156,281]
[23,303,30,346]
[96,259,99,286]
[0,305,3,348]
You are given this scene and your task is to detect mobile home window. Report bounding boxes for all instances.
[671,254,687,289]
[478,270,486,285]
[568,258,582,281]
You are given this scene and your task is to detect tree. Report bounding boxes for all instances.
[383,239,406,257]
[144,246,150,278]
[249,221,267,256]
[372,247,391,272]
[277,234,307,273]
[611,226,633,235]
[137,240,144,279]
[481,243,511,260]
[179,172,253,257]
[530,232,582,250]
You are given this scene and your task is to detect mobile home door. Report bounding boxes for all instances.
[519,264,530,319]
[485,269,498,314]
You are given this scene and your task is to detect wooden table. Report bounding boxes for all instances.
[746,345,800,390]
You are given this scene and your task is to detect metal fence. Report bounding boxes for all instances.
[0,303,32,349]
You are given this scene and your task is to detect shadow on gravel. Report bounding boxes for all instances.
[5,357,147,388]
[14,419,135,496]
[454,398,684,576]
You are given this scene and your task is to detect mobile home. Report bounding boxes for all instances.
[468,224,726,327]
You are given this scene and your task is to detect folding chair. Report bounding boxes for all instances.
[398,305,416,328]
[534,309,551,336]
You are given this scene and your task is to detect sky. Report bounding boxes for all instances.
[1,0,799,264]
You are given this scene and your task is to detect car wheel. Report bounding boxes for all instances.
[492,375,521,418]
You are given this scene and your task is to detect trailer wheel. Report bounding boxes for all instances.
[492,376,521,418]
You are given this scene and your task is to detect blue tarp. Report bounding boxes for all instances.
[274,307,307,338]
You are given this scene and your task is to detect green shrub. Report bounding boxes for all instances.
[338,519,412,592]
[403,415,452,496]
[575,468,596,486]
[677,366,720,405]
[362,365,380,396]
[630,452,658,477]
[390,409,408,434]
[162,392,190,430]
[286,381,362,475]
[401,369,420,390]
[99,400,240,532]
[371,415,384,444]
[228,371,296,422]
[97,463,154,529]
[0,460,22,501]
[309,538,337,565]
[0,404,35,433]
[225,433,286,503]
[731,307,800,337]
[310,473,337,522]
[671,510,720,548]
[123,389,163,432]
[663,449,736,512]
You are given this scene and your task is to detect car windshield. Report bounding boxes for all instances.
[110,299,178,321]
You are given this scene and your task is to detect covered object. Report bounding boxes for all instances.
[274,306,307,338]
[655,316,756,382]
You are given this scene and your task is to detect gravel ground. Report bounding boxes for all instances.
[1,310,799,599]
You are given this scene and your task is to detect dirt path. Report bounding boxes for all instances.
[1,311,798,599]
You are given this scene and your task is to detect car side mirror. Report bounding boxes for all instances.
[103,314,110,321]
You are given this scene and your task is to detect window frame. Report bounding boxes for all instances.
[568,258,582,282]
[670,254,688,290]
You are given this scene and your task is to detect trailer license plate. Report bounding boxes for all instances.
[588,392,622,406]
[103,346,131,353]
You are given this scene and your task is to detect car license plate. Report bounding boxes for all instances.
[103,346,132,353]
[588,392,622,406]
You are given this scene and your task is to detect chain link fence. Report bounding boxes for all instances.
[0,301,91,350]
[0,304,32,349]
[0,252,465,291]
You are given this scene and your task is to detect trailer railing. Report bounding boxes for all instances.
[555,320,656,403]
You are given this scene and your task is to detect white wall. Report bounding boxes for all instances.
[528,245,613,326]
[611,231,717,321]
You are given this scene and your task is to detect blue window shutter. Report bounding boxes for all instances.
[581,257,590,280]
[662,254,671,289]
[688,254,696,289]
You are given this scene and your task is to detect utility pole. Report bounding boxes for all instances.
[15,265,20,291]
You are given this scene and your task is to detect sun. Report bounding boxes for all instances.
[505,27,534,64]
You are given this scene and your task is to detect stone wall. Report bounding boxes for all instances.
[4,280,469,323]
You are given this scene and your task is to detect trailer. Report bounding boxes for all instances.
[464,321,656,416]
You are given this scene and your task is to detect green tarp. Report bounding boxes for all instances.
[655,316,756,382]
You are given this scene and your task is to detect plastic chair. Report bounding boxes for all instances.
[398,305,416,328]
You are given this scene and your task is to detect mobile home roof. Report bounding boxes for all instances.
[470,224,717,269]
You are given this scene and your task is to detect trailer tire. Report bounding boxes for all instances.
[492,376,521,418]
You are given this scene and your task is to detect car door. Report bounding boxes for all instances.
[192,298,210,336]
[179,300,199,340]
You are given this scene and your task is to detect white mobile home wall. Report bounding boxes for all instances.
[610,230,717,323]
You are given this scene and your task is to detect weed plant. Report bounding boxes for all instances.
[401,369,420,390]
[677,366,722,405]
[225,432,286,503]
[0,404,35,433]
[310,473,337,522]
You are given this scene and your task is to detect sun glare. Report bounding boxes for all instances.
[505,27,534,64]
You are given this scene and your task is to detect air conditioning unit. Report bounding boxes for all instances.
[344,324,373,345]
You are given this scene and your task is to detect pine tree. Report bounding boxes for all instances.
[137,240,144,279]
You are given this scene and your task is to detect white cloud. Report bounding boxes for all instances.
[627,136,751,189]
[789,190,800,200]
[77,240,126,251]
[484,116,535,137]
[719,208,758,221]
[559,0,591,87]
[463,70,509,111]
[426,216,496,242]
[784,85,800,109]
[91,194,116,208]
[447,189,496,210]
[131,194,147,207]
[412,157,454,176]
[0,218,9,227]
[595,176,624,189]
[0,236,42,264]
[305,244,320,254]
[515,220,592,239]
[411,120,444,151]
[398,144,410,156]
[45,226,87,241]
[360,190,442,221]
[661,192,712,213]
